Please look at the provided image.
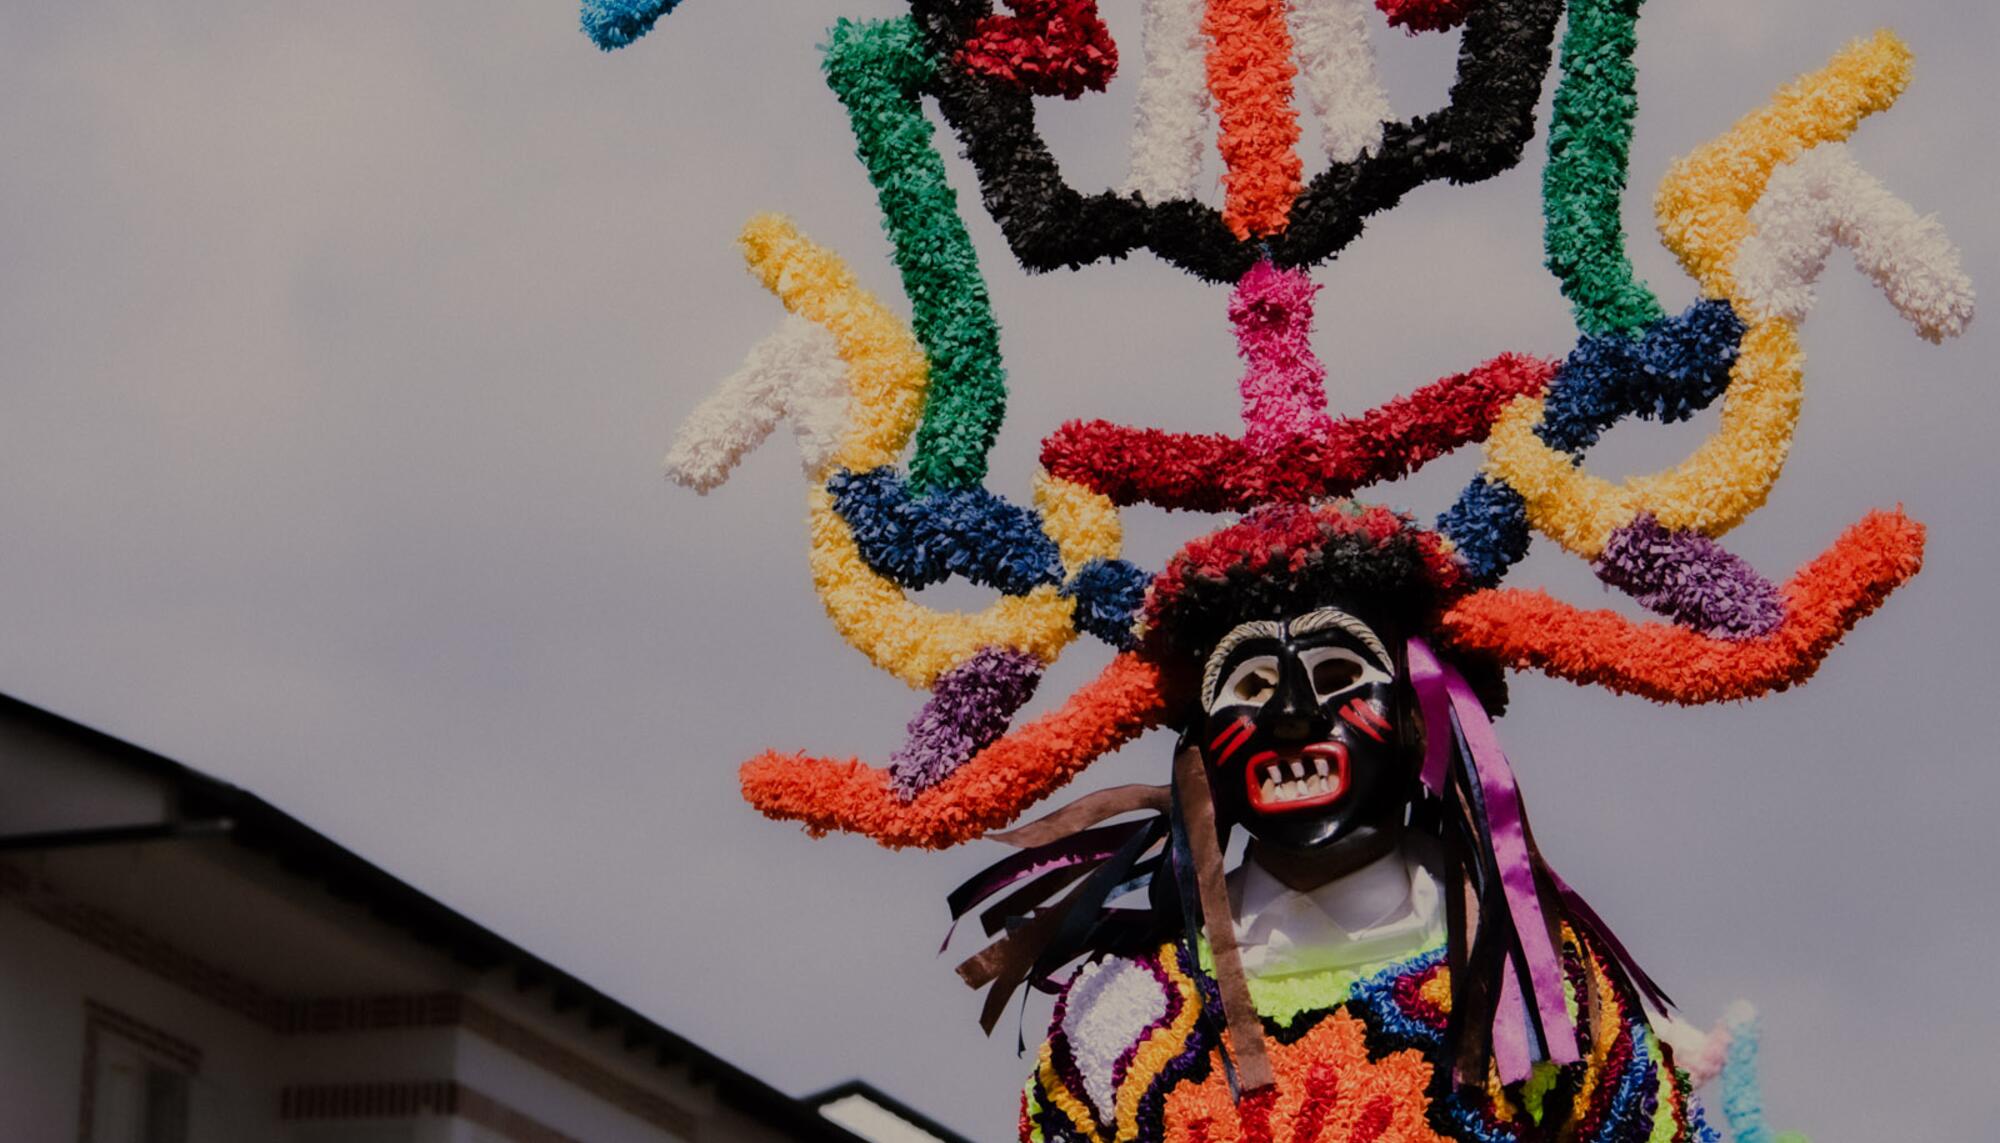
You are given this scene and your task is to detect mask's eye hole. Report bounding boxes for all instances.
[1311,658,1362,695]
[1234,669,1276,703]
[1214,658,1281,710]
[1301,647,1388,701]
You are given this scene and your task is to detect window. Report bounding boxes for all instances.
[81,1002,198,1143]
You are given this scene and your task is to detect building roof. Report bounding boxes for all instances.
[0,691,971,1143]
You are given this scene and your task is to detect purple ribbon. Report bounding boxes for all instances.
[1408,637,1581,1084]
[1407,637,1454,797]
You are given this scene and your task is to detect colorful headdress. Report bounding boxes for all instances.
[608,2,1969,850]
[595,0,1973,1099]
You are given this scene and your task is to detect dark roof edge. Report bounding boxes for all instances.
[0,690,870,1143]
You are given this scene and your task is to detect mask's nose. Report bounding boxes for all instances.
[1265,657,1331,744]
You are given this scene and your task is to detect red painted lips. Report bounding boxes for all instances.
[1244,742,1350,814]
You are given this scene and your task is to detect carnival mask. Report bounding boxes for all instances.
[1196,604,1417,852]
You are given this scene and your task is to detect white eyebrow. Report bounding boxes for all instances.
[1284,608,1391,672]
[1202,620,1283,708]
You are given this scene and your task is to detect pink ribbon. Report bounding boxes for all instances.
[1408,636,1581,1084]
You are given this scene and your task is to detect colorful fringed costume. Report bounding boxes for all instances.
[1024,926,1695,1143]
[582,0,1974,1138]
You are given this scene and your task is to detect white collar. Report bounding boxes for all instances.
[1226,842,1445,979]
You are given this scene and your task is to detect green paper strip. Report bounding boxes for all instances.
[825,18,1007,492]
[1542,0,1666,337]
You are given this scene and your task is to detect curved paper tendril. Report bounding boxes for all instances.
[1438,509,1925,703]
[1487,31,1916,562]
[581,0,687,51]
[826,17,1008,492]
[1541,0,1665,337]
[1735,143,1975,343]
[741,651,1190,849]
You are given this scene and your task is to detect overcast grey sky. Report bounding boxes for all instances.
[2,1,1995,1138]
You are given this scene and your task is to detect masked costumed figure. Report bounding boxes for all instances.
[585,0,1975,1138]
[993,503,1692,1142]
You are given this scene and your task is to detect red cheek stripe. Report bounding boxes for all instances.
[1209,718,1255,765]
[1339,698,1391,741]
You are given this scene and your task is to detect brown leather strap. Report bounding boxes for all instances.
[1173,745,1275,1094]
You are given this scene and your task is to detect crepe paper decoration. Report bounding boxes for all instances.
[1436,476,1529,587]
[826,17,1007,493]
[828,466,1151,645]
[1034,471,1126,577]
[662,315,849,494]
[1591,514,1786,639]
[1486,33,1931,562]
[1025,946,1207,1141]
[1289,0,1393,165]
[715,216,1130,685]
[1205,0,1304,238]
[1375,0,1481,33]
[1531,300,1746,455]
[604,3,1982,1131]
[1142,504,1468,659]
[1041,353,1553,512]
[735,216,928,475]
[907,0,1563,280]
[1655,31,1913,302]
[1232,261,1334,452]
[1124,0,1392,200]
[1541,0,1666,337]
[1154,1014,1412,1143]
[1735,143,1976,343]
[1655,1009,1736,1089]
[663,214,923,482]
[891,646,1047,799]
[1484,317,1799,560]
[808,481,1082,688]
[811,465,1125,687]
[1123,0,1212,201]
[829,467,1066,595]
[809,461,1130,687]
[740,651,1189,849]
[1025,927,1694,1142]
[1718,1005,1813,1143]
[1437,509,1924,704]
[1061,558,1152,649]
[959,0,1119,99]
[581,0,685,51]
[1445,300,1747,580]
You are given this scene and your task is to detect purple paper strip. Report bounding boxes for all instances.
[1592,514,1786,639]
[890,645,1044,801]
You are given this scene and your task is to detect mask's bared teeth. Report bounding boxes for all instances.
[1289,761,1306,780]
[1314,757,1330,777]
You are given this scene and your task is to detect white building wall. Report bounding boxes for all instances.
[0,900,807,1143]
[450,1026,684,1143]
[0,900,286,1143]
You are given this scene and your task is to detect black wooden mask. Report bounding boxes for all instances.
[1194,603,1418,852]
